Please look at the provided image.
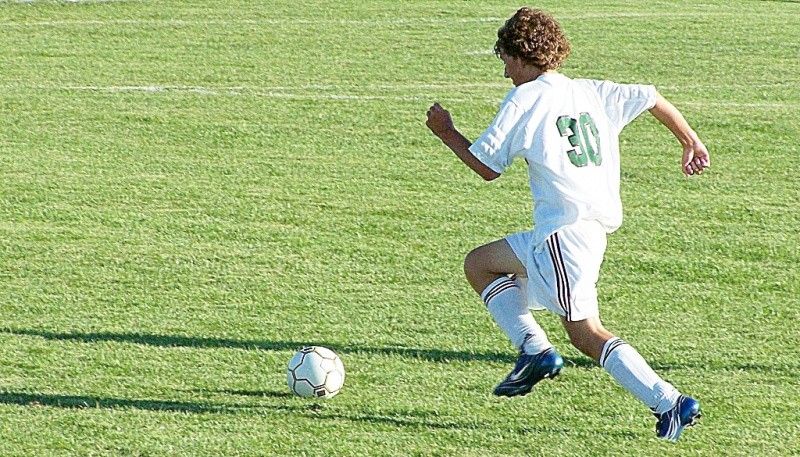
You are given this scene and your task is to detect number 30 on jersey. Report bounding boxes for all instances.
[556,113,602,167]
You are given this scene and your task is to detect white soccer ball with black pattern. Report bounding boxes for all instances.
[286,346,345,399]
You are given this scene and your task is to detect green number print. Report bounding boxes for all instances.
[556,113,602,167]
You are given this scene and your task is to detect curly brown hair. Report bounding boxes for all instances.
[494,7,570,71]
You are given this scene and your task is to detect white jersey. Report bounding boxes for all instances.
[469,72,656,245]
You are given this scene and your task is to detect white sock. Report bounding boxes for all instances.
[599,337,681,414]
[481,276,552,355]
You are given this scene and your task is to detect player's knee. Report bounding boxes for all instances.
[463,247,493,293]
[463,247,483,282]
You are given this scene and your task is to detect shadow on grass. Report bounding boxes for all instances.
[316,411,469,430]
[0,391,255,414]
[0,389,554,433]
[3,327,597,368]
[199,388,294,399]
[0,390,643,435]
[0,389,491,432]
[3,328,494,362]
[9,328,793,372]
[518,424,639,439]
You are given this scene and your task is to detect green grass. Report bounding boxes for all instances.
[1,0,799,455]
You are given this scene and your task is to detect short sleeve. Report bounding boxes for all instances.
[584,80,657,132]
[468,97,525,174]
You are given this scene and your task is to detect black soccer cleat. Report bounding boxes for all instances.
[493,347,563,397]
[655,395,701,441]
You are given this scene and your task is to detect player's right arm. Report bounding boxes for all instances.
[426,103,501,181]
[648,93,711,176]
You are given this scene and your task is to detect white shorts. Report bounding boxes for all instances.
[506,220,608,322]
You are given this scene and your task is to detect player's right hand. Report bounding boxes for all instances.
[426,102,456,138]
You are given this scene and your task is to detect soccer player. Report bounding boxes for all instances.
[425,7,708,441]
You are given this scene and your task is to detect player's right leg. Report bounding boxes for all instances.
[562,317,701,441]
[464,237,563,397]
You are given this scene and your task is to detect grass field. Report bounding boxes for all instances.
[1,0,799,455]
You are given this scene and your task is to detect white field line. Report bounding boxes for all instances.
[0,83,508,92]
[0,84,796,108]
[3,17,497,28]
[681,101,799,108]
[0,84,489,103]
[465,50,497,56]
[0,82,796,92]
[0,11,759,28]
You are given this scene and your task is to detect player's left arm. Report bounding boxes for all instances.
[426,103,501,181]
[648,92,710,176]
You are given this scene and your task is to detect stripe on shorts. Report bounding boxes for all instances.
[546,233,572,321]
[482,277,518,306]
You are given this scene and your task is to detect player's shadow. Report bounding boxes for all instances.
[518,424,639,439]
[0,391,255,414]
[308,410,474,430]
[195,388,294,399]
[11,327,791,373]
[4,328,601,368]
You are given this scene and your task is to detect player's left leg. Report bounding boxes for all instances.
[561,317,701,441]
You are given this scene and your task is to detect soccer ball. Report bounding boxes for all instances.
[286,346,345,399]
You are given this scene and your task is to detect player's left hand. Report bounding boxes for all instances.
[682,139,710,176]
